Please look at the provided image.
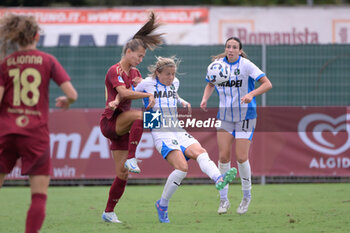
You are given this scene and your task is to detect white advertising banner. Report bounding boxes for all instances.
[1,7,350,46]
[210,6,350,45]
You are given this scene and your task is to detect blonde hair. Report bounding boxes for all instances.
[211,37,247,61]
[0,14,40,59]
[148,56,180,78]
[122,11,164,56]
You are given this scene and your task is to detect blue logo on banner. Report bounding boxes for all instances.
[143,110,161,129]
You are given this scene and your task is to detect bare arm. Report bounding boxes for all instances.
[241,76,272,104]
[177,93,192,114]
[200,83,215,112]
[107,93,122,111]
[0,86,4,105]
[116,85,155,110]
[56,81,78,109]
[117,85,153,100]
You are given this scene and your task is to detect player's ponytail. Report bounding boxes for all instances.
[0,14,39,60]
[122,11,164,56]
[211,37,247,61]
[211,52,226,62]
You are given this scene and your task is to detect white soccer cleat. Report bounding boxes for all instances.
[218,199,230,215]
[124,158,141,173]
[236,197,251,214]
[101,211,122,223]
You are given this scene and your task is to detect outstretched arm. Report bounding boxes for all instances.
[0,86,4,105]
[107,94,122,111]
[177,93,192,114]
[200,83,215,112]
[241,76,272,104]
[116,85,155,110]
[56,81,78,109]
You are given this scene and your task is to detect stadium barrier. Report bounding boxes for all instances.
[5,107,349,185]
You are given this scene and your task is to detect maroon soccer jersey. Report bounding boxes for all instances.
[0,49,71,136]
[102,62,141,119]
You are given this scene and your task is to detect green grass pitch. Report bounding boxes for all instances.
[1,183,349,233]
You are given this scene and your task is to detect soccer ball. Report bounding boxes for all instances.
[206,61,230,84]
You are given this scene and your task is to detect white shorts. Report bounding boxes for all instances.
[152,129,199,159]
[216,119,256,140]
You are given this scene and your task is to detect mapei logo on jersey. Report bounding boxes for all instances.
[154,90,177,98]
[143,110,161,129]
[118,76,124,83]
[217,79,243,87]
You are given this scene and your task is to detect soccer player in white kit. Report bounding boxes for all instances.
[135,56,237,223]
[201,37,272,215]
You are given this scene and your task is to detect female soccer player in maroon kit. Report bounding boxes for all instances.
[0,14,78,233]
[99,11,163,223]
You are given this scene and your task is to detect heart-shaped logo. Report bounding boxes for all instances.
[298,113,350,155]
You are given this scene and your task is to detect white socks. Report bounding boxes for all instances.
[218,161,231,201]
[159,158,252,207]
[218,160,252,200]
[160,169,187,207]
[237,160,252,199]
[196,153,221,182]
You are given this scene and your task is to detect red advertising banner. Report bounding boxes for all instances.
[6,107,350,179]
[0,8,208,24]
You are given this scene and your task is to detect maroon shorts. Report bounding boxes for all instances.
[0,133,51,176]
[100,111,129,151]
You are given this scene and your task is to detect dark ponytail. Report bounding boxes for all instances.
[122,11,164,56]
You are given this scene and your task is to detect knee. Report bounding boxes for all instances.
[236,156,248,164]
[116,169,129,180]
[187,145,206,159]
[219,152,231,163]
[219,147,231,159]
[197,147,207,155]
[134,111,143,120]
[176,163,188,173]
